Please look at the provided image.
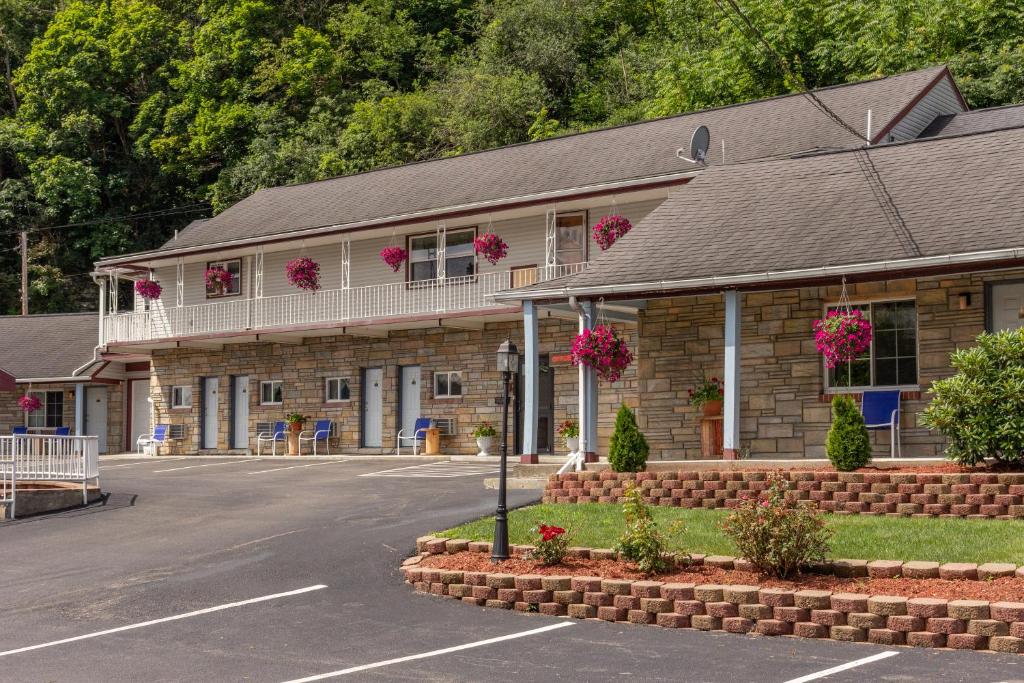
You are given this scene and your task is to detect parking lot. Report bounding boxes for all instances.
[0,455,1021,682]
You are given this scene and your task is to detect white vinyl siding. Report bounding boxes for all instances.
[886,76,965,141]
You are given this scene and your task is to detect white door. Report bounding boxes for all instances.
[202,377,219,449]
[85,387,109,454]
[991,283,1024,332]
[130,379,151,449]
[363,368,383,448]
[233,376,249,449]
[400,366,421,439]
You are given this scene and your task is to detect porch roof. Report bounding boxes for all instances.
[97,66,954,265]
[920,102,1024,138]
[498,125,1024,301]
[0,313,100,382]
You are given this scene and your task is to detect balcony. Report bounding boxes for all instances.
[102,263,586,345]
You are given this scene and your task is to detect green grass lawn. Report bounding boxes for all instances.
[434,504,1024,564]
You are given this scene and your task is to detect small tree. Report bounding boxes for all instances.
[922,327,1024,466]
[615,484,681,575]
[608,403,649,472]
[825,395,871,471]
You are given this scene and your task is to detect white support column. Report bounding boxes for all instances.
[175,257,184,307]
[254,246,264,299]
[436,223,446,281]
[723,290,742,460]
[521,301,539,463]
[110,274,119,314]
[74,384,85,436]
[544,208,558,276]
[98,278,107,346]
[582,301,598,462]
[577,303,588,460]
[341,239,351,289]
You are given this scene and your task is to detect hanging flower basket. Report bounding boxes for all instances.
[813,309,873,368]
[592,214,632,251]
[18,394,41,413]
[134,280,162,301]
[205,267,233,294]
[285,257,321,292]
[380,246,408,272]
[473,233,509,265]
[571,324,633,383]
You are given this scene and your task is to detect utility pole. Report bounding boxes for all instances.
[20,231,28,316]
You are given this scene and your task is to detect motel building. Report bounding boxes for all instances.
[90,65,1024,459]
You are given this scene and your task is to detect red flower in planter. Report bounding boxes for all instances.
[205,267,233,290]
[18,394,41,413]
[473,233,509,265]
[285,257,321,291]
[537,524,566,542]
[813,309,873,368]
[380,246,408,272]
[571,324,633,383]
[592,214,632,251]
[134,280,162,301]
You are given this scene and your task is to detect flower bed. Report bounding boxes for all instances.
[543,470,1024,520]
[404,537,1024,654]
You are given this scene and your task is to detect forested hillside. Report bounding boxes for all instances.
[1,0,1022,313]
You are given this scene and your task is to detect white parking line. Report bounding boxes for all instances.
[280,621,573,682]
[359,462,499,478]
[153,458,258,473]
[248,461,346,475]
[0,584,328,658]
[782,651,899,683]
[102,458,187,469]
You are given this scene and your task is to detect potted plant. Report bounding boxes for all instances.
[135,279,162,301]
[592,214,632,251]
[473,233,509,265]
[284,413,308,455]
[571,324,633,383]
[285,257,321,292]
[472,421,497,456]
[380,246,408,272]
[689,377,724,416]
[18,394,41,413]
[813,308,872,368]
[557,419,579,453]
[205,267,233,296]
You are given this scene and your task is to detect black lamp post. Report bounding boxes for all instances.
[491,336,520,563]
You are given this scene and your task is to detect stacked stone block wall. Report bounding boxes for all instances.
[0,383,124,453]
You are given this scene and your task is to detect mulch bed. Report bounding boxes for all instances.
[420,552,1024,602]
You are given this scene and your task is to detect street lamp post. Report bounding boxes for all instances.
[492,337,519,563]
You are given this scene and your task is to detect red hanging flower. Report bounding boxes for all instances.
[285,257,321,291]
[473,233,509,265]
[592,214,632,251]
[571,324,633,383]
[134,280,162,301]
[205,267,233,290]
[18,395,41,413]
[813,309,873,368]
[380,246,408,272]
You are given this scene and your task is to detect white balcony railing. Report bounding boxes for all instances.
[103,262,586,344]
[0,435,101,509]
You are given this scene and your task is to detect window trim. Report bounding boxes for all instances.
[324,377,351,403]
[26,390,64,429]
[170,385,193,409]
[260,380,283,406]
[822,297,920,393]
[433,370,464,399]
[555,210,589,266]
[205,258,243,299]
[405,226,478,285]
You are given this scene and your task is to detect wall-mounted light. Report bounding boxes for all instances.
[958,292,972,310]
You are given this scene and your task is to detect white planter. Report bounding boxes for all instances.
[476,436,495,456]
[565,436,580,453]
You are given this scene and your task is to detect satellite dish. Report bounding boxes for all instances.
[677,125,710,164]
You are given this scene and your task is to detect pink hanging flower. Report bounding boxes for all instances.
[18,395,41,413]
[473,233,509,265]
[134,280,162,301]
[380,246,408,272]
[285,257,321,291]
[571,324,633,383]
[592,214,632,251]
[813,309,873,368]
[205,267,233,290]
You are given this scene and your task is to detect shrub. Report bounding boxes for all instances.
[608,404,649,472]
[615,484,681,575]
[530,524,570,566]
[825,395,872,471]
[720,472,831,579]
[921,327,1024,466]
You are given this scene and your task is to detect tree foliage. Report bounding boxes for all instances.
[825,394,872,471]
[2,0,1023,313]
[608,402,649,472]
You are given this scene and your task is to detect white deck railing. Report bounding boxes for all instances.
[103,262,586,344]
[0,457,13,519]
[0,435,100,511]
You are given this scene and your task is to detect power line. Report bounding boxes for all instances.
[0,203,212,239]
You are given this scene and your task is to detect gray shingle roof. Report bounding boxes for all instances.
[919,103,1024,137]
[501,126,1024,299]
[101,66,952,263]
[0,313,99,380]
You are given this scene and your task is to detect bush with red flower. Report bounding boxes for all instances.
[285,257,321,291]
[205,267,233,293]
[380,246,408,272]
[531,523,570,566]
[18,394,41,413]
[592,214,632,251]
[571,324,633,382]
[134,280,162,301]
[473,233,509,265]
[813,309,872,368]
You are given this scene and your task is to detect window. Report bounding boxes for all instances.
[434,371,463,398]
[260,380,283,405]
[408,228,476,283]
[555,212,587,265]
[26,391,64,429]
[827,300,918,389]
[206,258,242,298]
[325,377,351,402]
[171,385,193,409]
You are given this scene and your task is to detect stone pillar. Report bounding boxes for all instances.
[723,290,742,459]
[520,301,540,463]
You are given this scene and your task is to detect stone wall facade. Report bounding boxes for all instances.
[149,317,638,455]
[635,268,1024,460]
[0,383,124,453]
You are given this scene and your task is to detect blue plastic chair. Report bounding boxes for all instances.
[137,424,169,454]
[256,421,287,455]
[861,390,901,458]
[55,426,71,436]
[396,418,432,455]
[299,419,333,455]
[12,426,27,435]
